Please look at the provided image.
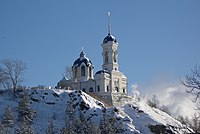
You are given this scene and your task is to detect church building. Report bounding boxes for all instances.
[57,13,128,106]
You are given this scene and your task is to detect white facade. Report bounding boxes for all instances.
[57,13,128,105]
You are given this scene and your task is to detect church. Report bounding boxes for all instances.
[57,13,128,106]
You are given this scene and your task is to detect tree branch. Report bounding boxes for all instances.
[182,65,200,111]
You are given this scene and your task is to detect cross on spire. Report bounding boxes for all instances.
[80,46,86,58]
[108,12,111,35]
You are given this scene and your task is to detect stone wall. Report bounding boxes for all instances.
[90,92,133,107]
[111,93,133,106]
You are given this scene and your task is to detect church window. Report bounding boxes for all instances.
[107,86,109,92]
[81,66,85,76]
[89,87,94,92]
[97,86,100,92]
[105,51,108,63]
[114,50,117,62]
[75,66,77,78]
[123,88,125,93]
[115,87,119,92]
[89,67,92,78]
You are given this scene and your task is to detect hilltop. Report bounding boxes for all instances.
[0,88,193,134]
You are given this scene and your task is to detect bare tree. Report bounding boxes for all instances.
[180,65,200,132]
[0,59,26,92]
[177,114,200,133]
[0,68,11,90]
[191,113,200,133]
[181,65,200,109]
[147,94,171,115]
[160,105,171,115]
[147,94,160,108]
[63,66,72,80]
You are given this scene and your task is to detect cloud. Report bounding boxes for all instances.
[139,79,196,118]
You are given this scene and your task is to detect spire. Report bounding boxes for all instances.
[80,47,86,58]
[108,12,111,35]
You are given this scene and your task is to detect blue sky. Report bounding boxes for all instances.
[1,1,200,92]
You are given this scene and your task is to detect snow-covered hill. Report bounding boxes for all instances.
[0,89,193,134]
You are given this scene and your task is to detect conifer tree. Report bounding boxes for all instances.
[78,112,88,133]
[100,112,125,134]
[46,119,57,134]
[0,122,4,134]
[52,112,56,120]
[14,121,34,134]
[2,106,14,128]
[61,98,101,134]
[78,112,100,134]
[61,100,76,134]
[2,105,14,134]
[15,89,36,133]
[100,113,115,134]
[17,90,35,125]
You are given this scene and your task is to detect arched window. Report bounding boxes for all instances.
[74,66,77,78]
[114,50,117,62]
[105,51,108,63]
[115,87,119,92]
[97,86,100,92]
[107,86,109,92]
[89,87,94,92]
[123,88,125,93]
[89,67,92,78]
[81,66,85,76]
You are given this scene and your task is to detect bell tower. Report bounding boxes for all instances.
[102,12,119,72]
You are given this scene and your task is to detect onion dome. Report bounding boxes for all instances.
[73,50,93,67]
[95,70,110,75]
[103,34,117,44]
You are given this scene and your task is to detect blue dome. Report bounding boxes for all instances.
[73,58,92,67]
[103,34,117,44]
[95,70,110,75]
[73,51,93,67]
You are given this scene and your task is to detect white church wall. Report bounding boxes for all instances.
[95,74,106,93]
[110,71,128,94]
[94,73,111,93]
[79,80,96,93]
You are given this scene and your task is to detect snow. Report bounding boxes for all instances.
[0,88,193,134]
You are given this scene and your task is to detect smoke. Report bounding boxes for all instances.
[138,77,196,118]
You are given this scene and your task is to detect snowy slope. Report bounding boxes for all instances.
[0,89,193,134]
[122,101,192,133]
